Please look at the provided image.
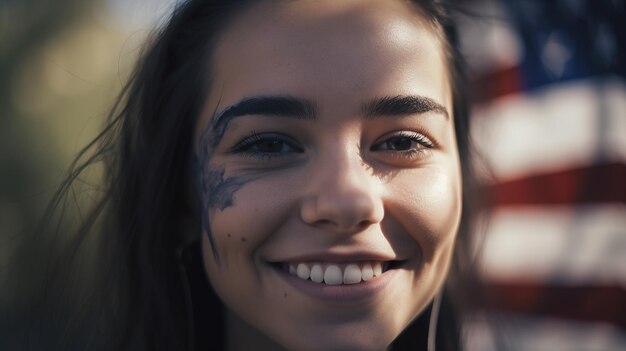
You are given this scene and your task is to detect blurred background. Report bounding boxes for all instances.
[457,0,626,350]
[1,0,624,350]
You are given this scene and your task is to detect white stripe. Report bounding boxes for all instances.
[471,76,626,182]
[464,313,626,351]
[477,204,626,287]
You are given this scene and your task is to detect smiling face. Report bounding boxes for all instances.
[195,0,462,350]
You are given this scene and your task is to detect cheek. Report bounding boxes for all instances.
[210,176,293,238]
[391,166,462,260]
[202,174,297,272]
[200,175,299,322]
[200,181,269,315]
[201,233,265,322]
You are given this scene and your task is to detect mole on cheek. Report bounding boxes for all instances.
[240,237,247,243]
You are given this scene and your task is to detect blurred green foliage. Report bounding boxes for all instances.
[1,0,151,346]
[0,0,154,242]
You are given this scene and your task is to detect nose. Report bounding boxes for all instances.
[300,149,384,233]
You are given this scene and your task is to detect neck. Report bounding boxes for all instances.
[225,309,287,351]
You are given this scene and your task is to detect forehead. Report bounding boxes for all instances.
[207,0,449,118]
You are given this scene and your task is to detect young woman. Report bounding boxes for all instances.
[26,0,479,350]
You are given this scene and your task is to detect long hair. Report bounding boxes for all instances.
[19,1,479,350]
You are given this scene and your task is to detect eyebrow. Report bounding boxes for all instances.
[362,95,449,119]
[212,95,316,132]
[210,94,448,136]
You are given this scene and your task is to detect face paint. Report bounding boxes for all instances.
[200,168,254,211]
[195,104,259,263]
[196,94,310,260]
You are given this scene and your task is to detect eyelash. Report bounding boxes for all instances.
[230,132,303,159]
[371,131,435,159]
[229,130,435,162]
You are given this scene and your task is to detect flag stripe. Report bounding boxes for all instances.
[470,66,524,104]
[481,282,626,328]
[463,313,626,351]
[471,77,626,181]
[478,205,626,286]
[485,162,626,206]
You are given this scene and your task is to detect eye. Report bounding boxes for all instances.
[231,132,303,159]
[371,131,434,160]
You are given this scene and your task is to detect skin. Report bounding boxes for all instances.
[195,0,462,350]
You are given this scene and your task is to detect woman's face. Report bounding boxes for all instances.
[195,0,462,350]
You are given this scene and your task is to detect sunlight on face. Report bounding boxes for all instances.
[195,0,462,350]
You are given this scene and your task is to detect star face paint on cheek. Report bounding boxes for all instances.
[196,164,258,263]
[201,168,250,211]
[195,106,259,264]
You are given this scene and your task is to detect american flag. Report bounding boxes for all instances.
[458,0,626,350]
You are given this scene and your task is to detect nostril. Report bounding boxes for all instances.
[299,188,383,231]
[354,220,371,231]
[335,218,374,233]
[306,217,372,233]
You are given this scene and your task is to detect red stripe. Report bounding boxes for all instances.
[470,65,524,104]
[482,281,626,329]
[485,162,626,206]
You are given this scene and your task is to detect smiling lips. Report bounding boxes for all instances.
[283,262,389,285]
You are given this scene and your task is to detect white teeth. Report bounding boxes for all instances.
[286,261,393,285]
[343,264,362,284]
[324,265,343,285]
[297,263,310,280]
[373,262,383,277]
[310,264,324,283]
[361,263,374,281]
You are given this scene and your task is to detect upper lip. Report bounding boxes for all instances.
[266,250,399,264]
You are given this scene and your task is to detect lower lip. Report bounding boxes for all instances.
[272,265,398,303]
